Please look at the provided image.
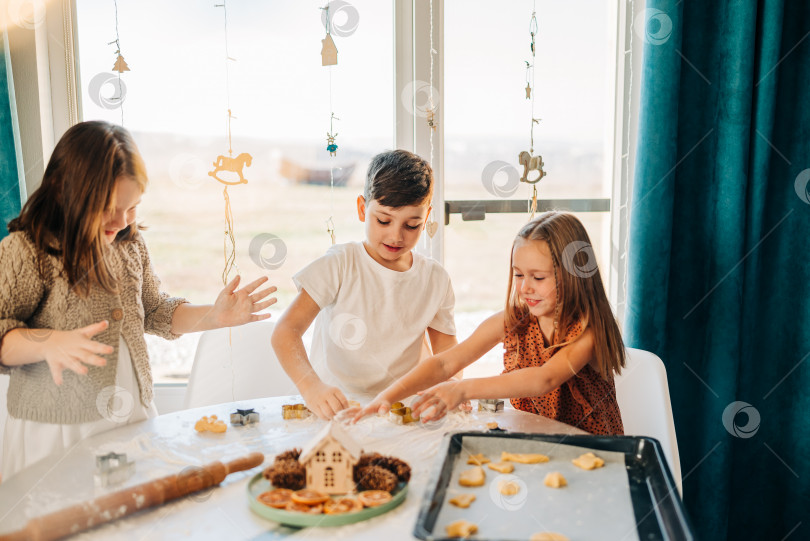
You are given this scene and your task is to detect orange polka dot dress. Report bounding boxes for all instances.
[502,318,624,435]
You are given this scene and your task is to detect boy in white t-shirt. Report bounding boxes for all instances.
[272,150,458,419]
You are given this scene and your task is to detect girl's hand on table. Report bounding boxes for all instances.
[412,380,466,422]
[351,395,392,423]
[301,380,349,420]
[41,321,113,385]
[212,275,277,327]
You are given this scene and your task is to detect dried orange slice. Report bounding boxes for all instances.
[357,490,392,507]
[324,497,364,514]
[257,488,294,509]
[285,500,324,514]
[291,489,329,506]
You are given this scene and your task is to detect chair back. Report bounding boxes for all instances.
[184,321,298,409]
[614,347,682,494]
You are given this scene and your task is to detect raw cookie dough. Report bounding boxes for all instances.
[498,479,521,495]
[530,533,569,541]
[572,452,605,470]
[448,493,476,508]
[501,451,549,464]
[446,520,478,538]
[487,461,515,474]
[467,453,491,465]
[458,466,486,487]
[544,472,568,488]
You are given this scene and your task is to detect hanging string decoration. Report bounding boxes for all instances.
[108,0,128,125]
[423,0,439,240]
[208,0,252,285]
[321,3,339,245]
[519,6,547,219]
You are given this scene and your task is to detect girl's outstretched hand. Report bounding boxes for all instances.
[212,275,277,327]
[351,395,392,423]
[412,380,466,422]
[40,320,113,385]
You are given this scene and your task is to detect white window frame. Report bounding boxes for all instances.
[12,0,640,314]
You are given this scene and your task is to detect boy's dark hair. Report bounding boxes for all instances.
[363,149,433,207]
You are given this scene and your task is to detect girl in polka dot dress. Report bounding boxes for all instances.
[355,211,625,435]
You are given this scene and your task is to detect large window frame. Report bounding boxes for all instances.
[8,0,641,320]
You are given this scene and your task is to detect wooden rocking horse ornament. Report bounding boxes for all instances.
[208,152,252,185]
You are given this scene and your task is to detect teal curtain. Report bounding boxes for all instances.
[626,0,810,538]
[0,33,22,239]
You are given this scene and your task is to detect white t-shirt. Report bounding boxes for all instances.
[293,242,456,395]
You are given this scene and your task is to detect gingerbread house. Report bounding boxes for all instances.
[321,33,338,66]
[299,421,362,494]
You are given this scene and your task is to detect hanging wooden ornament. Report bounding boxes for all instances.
[321,33,338,66]
[426,108,436,131]
[208,153,252,185]
[525,83,532,99]
[112,53,130,73]
[426,219,438,238]
[326,132,338,156]
[518,150,546,185]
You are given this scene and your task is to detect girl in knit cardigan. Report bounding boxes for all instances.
[0,121,277,480]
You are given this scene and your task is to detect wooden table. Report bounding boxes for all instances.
[0,396,585,540]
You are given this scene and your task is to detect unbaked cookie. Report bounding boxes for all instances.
[446,520,478,538]
[458,466,486,487]
[572,452,605,470]
[448,493,476,508]
[487,461,515,474]
[544,472,568,488]
[501,451,549,464]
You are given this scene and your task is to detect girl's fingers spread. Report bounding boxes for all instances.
[88,341,114,355]
[254,299,277,311]
[252,313,272,322]
[225,275,241,294]
[66,357,88,376]
[48,364,64,386]
[81,320,109,338]
[82,354,108,367]
[242,276,268,294]
[251,287,277,300]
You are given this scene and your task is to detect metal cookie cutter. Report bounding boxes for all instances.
[477,399,505,413]
[94,452,135,487]
[230,408,260,426]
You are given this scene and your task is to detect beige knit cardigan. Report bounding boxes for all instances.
[0,231,187,424]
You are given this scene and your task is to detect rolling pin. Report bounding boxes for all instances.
[0,452,265,541]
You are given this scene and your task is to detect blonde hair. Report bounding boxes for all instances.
[8,121,148,296]
[504,211,625,379]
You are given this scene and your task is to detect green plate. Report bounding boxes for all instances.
[247,473,408,527]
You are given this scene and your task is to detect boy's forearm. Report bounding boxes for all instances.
[271,325,321,392]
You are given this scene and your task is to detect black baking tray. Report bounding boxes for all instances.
[413,432,695,541]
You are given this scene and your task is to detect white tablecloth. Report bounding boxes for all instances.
[0,396,585,540]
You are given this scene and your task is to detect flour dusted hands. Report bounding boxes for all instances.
[300,379,349,420]
[39,320,113,386]
[211,276,277,327]
[411,380,467,422]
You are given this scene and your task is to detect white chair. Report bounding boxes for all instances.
[614,347,682,495]
[183,321,299,409]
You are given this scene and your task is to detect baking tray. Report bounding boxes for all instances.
[414,432,695,541]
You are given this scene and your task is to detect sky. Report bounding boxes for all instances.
[76,0,612,145]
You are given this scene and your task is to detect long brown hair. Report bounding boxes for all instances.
[8,121,148,295]
[504,211,625,379]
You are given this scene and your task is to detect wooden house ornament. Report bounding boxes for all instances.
[299,421,362,494]
[321,33,338,66]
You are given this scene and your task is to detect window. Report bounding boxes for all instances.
[315,451,326,463]
[63,0,624,384]
[74,0,393,382]
[332,451,342,462]
[443,0,615,376]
